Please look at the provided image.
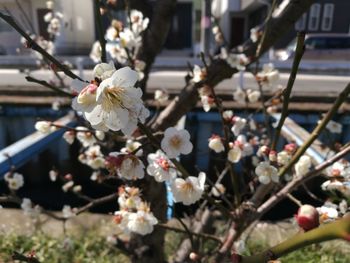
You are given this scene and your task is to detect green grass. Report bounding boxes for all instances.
[0,229,350,262]
[0,231,130,263]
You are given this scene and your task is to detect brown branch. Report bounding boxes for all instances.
[257,143,350,217]
[94,0,107,62]
[136,0,177,92]
[25,76,74,98]
[12,251,41,263]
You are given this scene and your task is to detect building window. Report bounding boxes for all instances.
[321,4,334,31]
[295,13,307,31]
[308,4,321,31]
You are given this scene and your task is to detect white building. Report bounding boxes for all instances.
[0,0,95,55]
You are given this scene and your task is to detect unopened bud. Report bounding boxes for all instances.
[295,204,320,231]
[189,252,200,261]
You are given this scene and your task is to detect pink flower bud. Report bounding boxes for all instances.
[284,143,297,154]
[296,204,320,231]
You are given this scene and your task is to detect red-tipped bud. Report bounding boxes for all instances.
[284,143,297,154]
[295,204,320,231]
[64,173,73,181]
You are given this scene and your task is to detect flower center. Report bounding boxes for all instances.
[102,86,125,111]
[180,182,194,193]
[156,157,170,171]
[170,136,182,149]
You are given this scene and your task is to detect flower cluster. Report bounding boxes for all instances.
[220,48,249,71]
[256,63,280,87]
[106,152,145,180]
[233,87,261,104]
[72,66,149,135]
[91,10,149,80]
[113,186,158,236]
[322,160,350,197]
[44,9,64,38]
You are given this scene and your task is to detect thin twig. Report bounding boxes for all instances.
[25,76,74,98]
[0,12,84,81]
[257,143,350,216]
[157,223,222,244]
[271,32,305,150]
[277,82,350,178]
[93,0,107,62]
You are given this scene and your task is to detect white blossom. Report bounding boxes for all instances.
[117,154,145,180]
[222,110,234,122]
[200,95,214,112]
[317,203,339,222]
[113,210,131,233]
[86,67,149,135]
[121,140,143,156]
[80,145,105,169]
[326,120,342,134]
[233,87,246,104]
[129,10,149,35]
[92,131,103,142]
[93,61,116,81]
[211,183,226,197]
[90,41,102,63]
[161,127,193,158]
[170,172,206,205]
[118,186,142,210]
[221,48,249,71]
[228,145,242,163]
[35,121,52,134]
[231,116,247,136]
[257,63,280,87]
[247,89,261,103]
[49,170,58,182]
[62,205,75,219]
[250,27,260,43]
[76,127,96,147]
[63,131,75,144]
[277,151,291,166]
[208,135,225,153]
[127,210,158,236]
[255,161,279,184]
[147,150,177,182]
[5,172,24,190]
[154,89,169,104]
[295,155,312,177]
[192,65,205,83]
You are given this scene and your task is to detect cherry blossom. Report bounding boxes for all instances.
[170,172,206,205]
[4,172,24,190]
[255,161,279,184]
[147,150,177,182]
[294,155,312,177]
[86,67,149,135]
[208,135,225,153]
[161,127,193,158]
